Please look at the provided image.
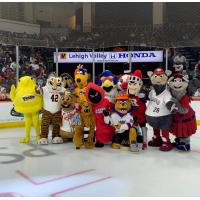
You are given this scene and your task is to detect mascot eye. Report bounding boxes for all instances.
[154,75,157,78]
[50,81,53,85]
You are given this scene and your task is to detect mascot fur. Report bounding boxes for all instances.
[103,93,138,152]
[60,90,81,142]
[37,73,65,145]
[74,64,89,102]
[73,99,95,149]
[10,76,42,143]
[168,73,197,151]
[146,68,176,151]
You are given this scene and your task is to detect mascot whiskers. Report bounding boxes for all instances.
[37,73,65,145]
[10,76,42,143]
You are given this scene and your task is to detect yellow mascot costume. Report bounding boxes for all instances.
[10,76,43,143]
[74,64,89,102]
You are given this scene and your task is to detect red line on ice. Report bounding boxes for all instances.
[16,169,95,185]
[50,176,112,197]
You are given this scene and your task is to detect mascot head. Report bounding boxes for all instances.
[46,73,63,91]
[86,83,105,105]
[98,70,118,93]
[147,68,172,95]
[118,74,130,92]
[173,64,184,73]
[128,70,143,95]
[80,100,93,117]
[60,73,75,92]
[168,73,189,92]
[60,90,76,111]
[10,76,42,114]
[74,64,89,89]
[114,93,131,115]
[147,68,172,86]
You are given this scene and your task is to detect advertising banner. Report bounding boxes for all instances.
[54,51,163,63]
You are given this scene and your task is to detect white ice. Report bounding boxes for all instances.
[0,126,199,197]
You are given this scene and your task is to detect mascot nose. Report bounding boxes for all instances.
[76,78,81,83]
[121,82,128,88]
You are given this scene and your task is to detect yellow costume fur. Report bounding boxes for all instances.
[73,100,95,149]
[10,76,42,143]
[74,65,89,102]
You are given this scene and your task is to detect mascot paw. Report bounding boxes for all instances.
[36,136,40,142]
[95,142,104,148]
[38,138,48,145]
[85,141,94,149]
[20,137,30,143]
[112,143,121,149]
[142,143,147,150]
[52,137,63,144]
[73,137,83,148]
[130,143,139,152]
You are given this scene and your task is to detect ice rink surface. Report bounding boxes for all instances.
[0,126,200,197]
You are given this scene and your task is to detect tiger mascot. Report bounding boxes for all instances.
[37,73,66,145]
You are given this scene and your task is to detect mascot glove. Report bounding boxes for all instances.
[103,109,110,117]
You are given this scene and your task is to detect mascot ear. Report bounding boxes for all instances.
[183,75,189,82]
[147,71,153,77]
[167,77,174,83]
[165,70,172,77]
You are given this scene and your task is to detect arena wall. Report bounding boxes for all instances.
[1,100,200,128]
[0,18,40,34]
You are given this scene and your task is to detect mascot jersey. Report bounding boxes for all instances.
[146,88,172,117]
[86,83,115,144]
[61,108,81,133]
[42,86,65,113]
[105,112,133,134]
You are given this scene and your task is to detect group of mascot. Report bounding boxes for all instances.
[10,64,197,152]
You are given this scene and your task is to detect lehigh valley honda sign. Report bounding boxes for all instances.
[54,51,163,63]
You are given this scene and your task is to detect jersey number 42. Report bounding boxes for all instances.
[51,94,59,102]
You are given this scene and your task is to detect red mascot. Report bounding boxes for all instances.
[85,83,115,147]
